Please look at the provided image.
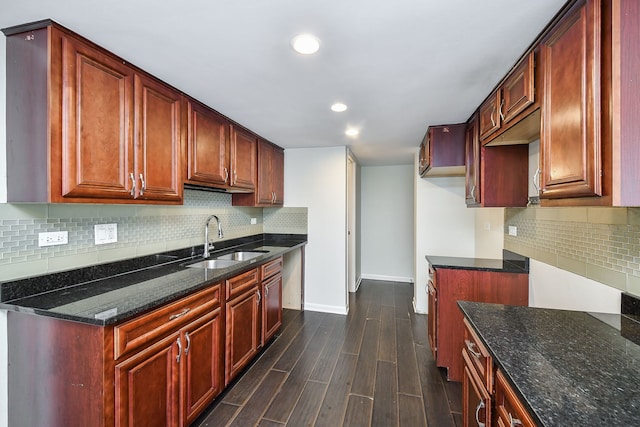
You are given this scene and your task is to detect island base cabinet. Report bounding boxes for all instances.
[463,351,492,427]
[494,370,536,427]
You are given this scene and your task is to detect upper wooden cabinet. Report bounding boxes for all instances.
[480,52,538,145]
[540,0,602,200]
[186,99,231,188]
[539,0,640,206]
[233,139,284,206]
[229,126,258,191]
[465,115,529,208]
[4,21,183,204]
[418,124,466,177]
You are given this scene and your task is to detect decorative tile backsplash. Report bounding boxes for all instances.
[0,189,307,281]
[505,207,640,295]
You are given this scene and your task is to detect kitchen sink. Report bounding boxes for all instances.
[215,250,268,261]
[185,259,241,269]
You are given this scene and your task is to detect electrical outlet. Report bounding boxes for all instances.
[38,231,68,247]
[95,223,117,245]
[508,226,518,236]
[251,218,257,225]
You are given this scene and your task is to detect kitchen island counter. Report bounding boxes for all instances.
[459,297,640,426]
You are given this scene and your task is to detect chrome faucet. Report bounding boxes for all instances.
[203,215,223,258]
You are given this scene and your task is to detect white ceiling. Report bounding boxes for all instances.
[1,0,567,165]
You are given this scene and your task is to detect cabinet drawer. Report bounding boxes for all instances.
[114,284,220,360]
[261,257,283,281]
[463,318,493,392]
[495,369,537,427]
[226,268,259,300]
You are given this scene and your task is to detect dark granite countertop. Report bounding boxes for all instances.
[0,234,306,326]
[426,250,529,273]
[458,299,640,426]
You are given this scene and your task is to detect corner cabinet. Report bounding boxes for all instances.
[4,21,183,204]
[233,139,284,206]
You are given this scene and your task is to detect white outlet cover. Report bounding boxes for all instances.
[95,223,118,245]
[251,218,257,225]
[38,231,68,247]
[508,225,518,236]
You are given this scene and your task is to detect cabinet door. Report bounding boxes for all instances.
[134,74,183,202]
[479,91,501,142]
[256,141,275,205]
[427,279,437,359]
[115,334,181,427]
[271,145,284,205]
[225,288,260,384]
[186,100,230,187]
[462,352,491,427]
[59,31,135,200]
[502,52,535,123]
[465,116,481,206]
[262,273,282,343]
[540,0,602,199]
[230,126,257,191]
[495,370,536,427]
[181,308,223,426]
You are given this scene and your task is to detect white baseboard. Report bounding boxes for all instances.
[413,298,427,314]
[360,274,414,283]
[304,302,348,315]
[354,276,362,292]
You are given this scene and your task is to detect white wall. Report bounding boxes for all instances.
[414,153,476,313]
[360,165,414,283]
[474,208,504,258]
[1,33,8,427]
[284,146,348,315]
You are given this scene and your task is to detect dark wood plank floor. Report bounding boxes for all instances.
[194,280,462,427]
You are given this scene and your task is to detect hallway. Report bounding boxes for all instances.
[194,280,462,426]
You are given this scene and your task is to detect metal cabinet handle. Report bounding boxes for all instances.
[475,399,486,427]
[233,170,238,185]
[139,173,146,196]
[257,290,261,306]
[224,167,229,183]
[533,168,541,193]
[470,185,476,202]
[184,332,191,355]
[176,337,182,363]
[169,308,191,321]
[509,413,523,427]
[129,173,136,196]
[265,285,269,297]
[490,110,496,128]
[465,339,482,359]
[499,99,505,121]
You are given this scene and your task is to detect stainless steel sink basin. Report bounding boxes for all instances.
[215,251,267,261]
[185,259,241,269]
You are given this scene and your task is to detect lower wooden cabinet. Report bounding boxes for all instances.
[431,267,528,381]
[225,285,261,385]
[463,350,491,427]
[115,289,223,427]
[6,259,285,427]
[461,318,537,427]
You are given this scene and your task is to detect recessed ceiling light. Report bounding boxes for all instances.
[291,34,320,55]
[331,103,348,112]
[345,128,359,137]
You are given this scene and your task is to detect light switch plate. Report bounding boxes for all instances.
[508,226,518,236]
[95,223,117,245]
[251,218,257,225]
[38,231,68,247]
